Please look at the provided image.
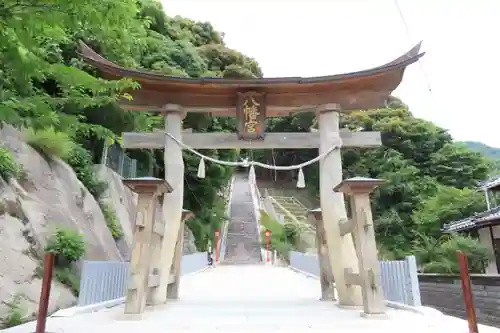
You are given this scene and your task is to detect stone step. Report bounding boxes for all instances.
[223,175,262,265]
[228,225,259,234]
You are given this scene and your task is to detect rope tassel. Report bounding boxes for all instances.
[197,158,206,179]
[297,168,306,188]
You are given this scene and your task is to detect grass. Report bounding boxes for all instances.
[1,294,27,328]
[99,201,123,240]
[0,146,22,180]
[25,128,74,160]
[33,265,80,296]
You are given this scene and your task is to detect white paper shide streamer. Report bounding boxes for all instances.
[197,157,206,179]
[296,168,305,189]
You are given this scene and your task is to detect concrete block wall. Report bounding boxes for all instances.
[418,274,500,328]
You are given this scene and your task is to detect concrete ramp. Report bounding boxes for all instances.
[3,265,497,333]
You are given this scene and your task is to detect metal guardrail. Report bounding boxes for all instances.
[289,251,321,276]
[289,251,421,306]
[101,142,153,179]
[78,252,208,306]
[379,256,422,306]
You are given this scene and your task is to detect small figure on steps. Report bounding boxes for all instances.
[207,240,214,266]
[207,252,214,266]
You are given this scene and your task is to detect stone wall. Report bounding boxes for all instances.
[418,274,500,328]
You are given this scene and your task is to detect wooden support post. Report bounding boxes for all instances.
[308,208,336,301]
[146,195,165,305]
[152,104,185,305]
[122,177,173,315]
[35,252,55,333]
[317,104,362,307]
[166,210,192,299]
[457,251,479,333]
[166,222,184,299]
[335,177,386,317]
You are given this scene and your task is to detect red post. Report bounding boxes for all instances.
[36,252,55,333]
[456,251,479,333]
[265,229,272,263]
[215,229,220,264]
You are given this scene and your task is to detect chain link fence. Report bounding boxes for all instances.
[101,142,152,178]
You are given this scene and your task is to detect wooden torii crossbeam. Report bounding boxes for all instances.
[122,130,381,150]
[79,40,424,312]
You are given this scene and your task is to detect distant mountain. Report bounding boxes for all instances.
[463,141,500,160]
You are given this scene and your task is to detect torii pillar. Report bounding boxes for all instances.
[317,103,362,307]
[151,103,186,305]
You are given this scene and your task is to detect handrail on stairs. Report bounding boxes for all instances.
[218,176,235,263]
[269,197,308,227]
[268,196,317,249]
[248,175,264,261]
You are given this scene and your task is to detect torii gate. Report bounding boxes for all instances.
[79,42,424,315]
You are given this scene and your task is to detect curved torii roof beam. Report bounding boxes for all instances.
[78,41,424,115]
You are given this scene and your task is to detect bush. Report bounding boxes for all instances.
[65,144,108,198]
[185,200,225,251]
[259,210,299,260]
[99,201,123,240]
[414,233,489,273]
[25,128,74,160]
[259,210,284,238]
[45,228,86,264]
[1,294,26,328]
[0,147,21,180]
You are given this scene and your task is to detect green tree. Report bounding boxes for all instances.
[1,0,264,249]
[429,143,491,189]
[413,186,486,239]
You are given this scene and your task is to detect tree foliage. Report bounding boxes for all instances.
[0,0,261,248]
[1,0,494,270]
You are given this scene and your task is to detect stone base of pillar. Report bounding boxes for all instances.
[336,304,363,310]
[360,312,389,320]
[146,302,172,313]
[117,313,145,321]
[320,287,336,301]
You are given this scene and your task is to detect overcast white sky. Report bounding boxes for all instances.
[161,0,500,147]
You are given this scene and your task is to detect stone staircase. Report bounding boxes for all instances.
[223,174,263,265]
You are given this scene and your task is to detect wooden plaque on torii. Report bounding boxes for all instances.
[236,91,267,140]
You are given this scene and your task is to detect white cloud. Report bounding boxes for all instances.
[161,0,500,147]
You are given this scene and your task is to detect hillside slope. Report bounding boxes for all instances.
[463,141,500,160]
[0,124,197,323]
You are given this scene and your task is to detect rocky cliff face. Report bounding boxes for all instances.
[95,165,198,257]
[0,125,197,322]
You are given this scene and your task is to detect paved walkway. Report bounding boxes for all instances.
[3,265,500,333]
